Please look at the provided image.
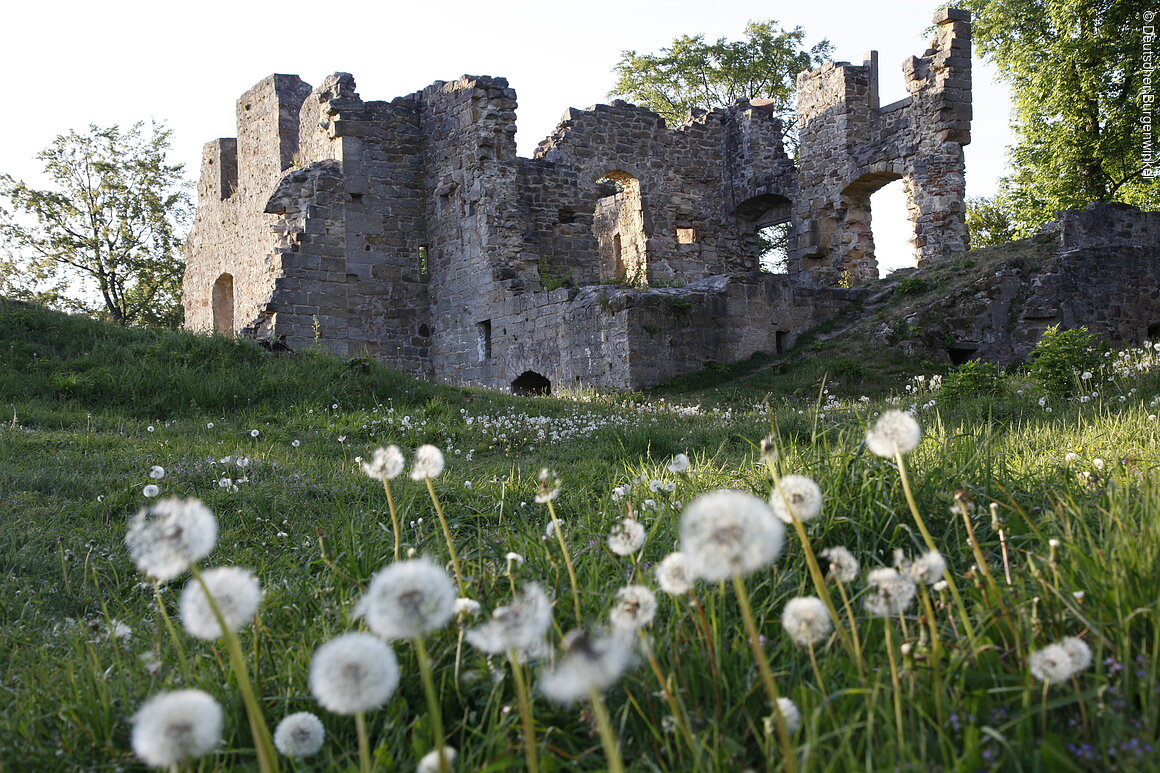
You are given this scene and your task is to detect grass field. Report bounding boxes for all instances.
[1,295,1158,771]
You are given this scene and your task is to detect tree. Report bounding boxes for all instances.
[965,194,1018,247]
[609,21,832,139]
[963,0,1158,235]
[0,122,191,326]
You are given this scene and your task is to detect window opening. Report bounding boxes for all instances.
[211,273,234,335]
[477,320,492,362]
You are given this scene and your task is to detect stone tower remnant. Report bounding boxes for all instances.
[183,9,973,392]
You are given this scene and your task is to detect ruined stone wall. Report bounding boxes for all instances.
[793,7,972,284]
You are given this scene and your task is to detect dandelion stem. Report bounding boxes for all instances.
[588,687,625,773]
[883,619,905,749]
[355,711,371,773]
[424,478,466,595]
[152,581,193,685]
[638,630,698,761]
[414,635,449,773]
[508,650,539,773]
[731,575,797,773]
[381,478,402,562]
[833,579,866,681]
[919,586,946,728]
[955,496,1012,632]
[894,449,978,645]
[190,565,279,773]
[545,499,582,624]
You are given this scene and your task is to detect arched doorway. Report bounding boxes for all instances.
[511,370,552,396]
[840,172,916,282]
[593,171,647,285]
[211,273,234,335]
[735,194,792,273]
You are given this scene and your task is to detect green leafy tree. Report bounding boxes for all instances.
[965,193,1018,247]
[963,0,1158,235]
[610,21,832,139]
[0,122,190,326]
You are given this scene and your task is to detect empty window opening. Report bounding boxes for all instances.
[418,245,429,278]
[775,330,789,354]
[418,323,431,338]
[947,346,978,366]
[211,273,234,335]
[511,370,551,396]
[1148,322,1160,341]
[868,179,914,277]
[676,226,698,244]
[477,320,492,362]
[594,171,647,285]
[758,222,791,273]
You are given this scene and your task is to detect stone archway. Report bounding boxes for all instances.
[593,170,647,285]
[735,194,793,273]
[511,370,551,396]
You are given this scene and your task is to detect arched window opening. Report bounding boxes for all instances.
[869,180,915,277]
[211,273,234,335]
[511,370,551,396]
[840,172,915,282]
[735,194,792,274]
[594,171,647,285]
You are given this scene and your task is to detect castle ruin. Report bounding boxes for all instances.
[183,8,972,392]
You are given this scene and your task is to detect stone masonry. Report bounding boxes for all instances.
[183,9,973,393]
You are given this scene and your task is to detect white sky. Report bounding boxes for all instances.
[2,0,1012,276]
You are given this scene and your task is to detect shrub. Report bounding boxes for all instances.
[940,359,1003,403]
[1027,325,1105,395]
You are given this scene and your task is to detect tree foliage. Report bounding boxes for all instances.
[965,193,1018,246]
[609,21,832,136]
[0,122,191,326]
[964,0,1158,235]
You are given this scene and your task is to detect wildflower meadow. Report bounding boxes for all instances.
[1,297,1159,771]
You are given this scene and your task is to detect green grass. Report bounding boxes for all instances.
[2,296,1159,771]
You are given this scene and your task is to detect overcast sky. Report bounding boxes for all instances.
[2,0,1012,274]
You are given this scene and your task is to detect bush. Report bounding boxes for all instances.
[1027,325,1105,395]
[940,359,1003,403]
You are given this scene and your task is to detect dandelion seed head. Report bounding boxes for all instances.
[667,453,690,473]
[310,632,400,714]
[819,546,859,583]
[505,551,524,567]
[357,558,456,640]
[250,429,260,438]
[410,445,445,480]
[292,439,301,447]
[149,466,165,480]
[609,585,658,631]
[864,567,917,617]
[538,629,633,704]
[361,446,405,481]
[418,746,458,773]
[454,597,481,618]
[131,689,223,767]
[763,698,801,736]
[535,468,561,503]
[866,410,922,457]
[143,484,160,498]
[655,552,692,596]
[180,567,261,640]
[680,490,784,582]
[126,498,217,582]
[781,596,832,647]
[1059,636,1092,673]
[1064,452,1079,465]
[274,712,325,758]
[466,583,552,660]
[608,518,646,556]
[770,475,823,523]
[897,549,947,585]
[1030,642,1081,684]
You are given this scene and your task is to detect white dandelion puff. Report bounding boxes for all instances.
[770,475,823,523]
[762,697,802,736]
[250,429,260,438]
[143,484,160,498]
[310,632,400,714]
[126,498,217,582]
[864,567,917,617]
[149,466,165,480]
[896,549,947,585]
[1029,642,1082,684]
[1059,636,1092,673]
[180,567,262,640]
[274,712,325,758]
[655,552,693,596]
[819,546,859,583]
[131,689,223,767]
[535,468,561,503]
[667,453,690,473]
[781,596,832,647]
[466,583,553,660]
[679,489,785,582]
[356,558,456,640]
[538,629,634,704]
[505,552,525,568]
[361,446,405,481]
[609,585,658,631]
[453,597,482,618]
[866,410,922,457]
[607,518,646,556]
[417,746,458,773]
[410,445,445,480]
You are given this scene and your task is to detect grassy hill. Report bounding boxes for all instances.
[2,295,1158,771]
